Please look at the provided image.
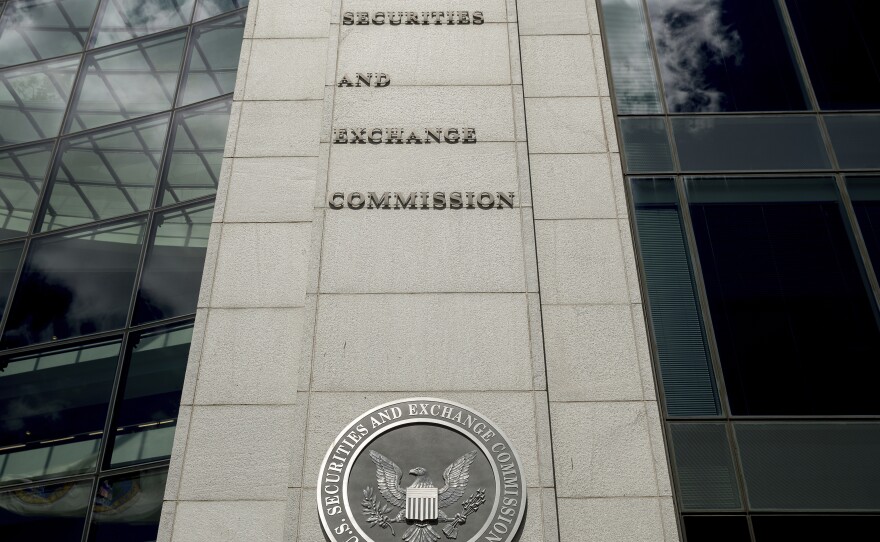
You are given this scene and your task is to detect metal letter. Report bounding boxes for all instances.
[444,128,460,143]
[347,192,365,209]
[496,192,515,209]
[433,192,447,209]
[477,192,495,209]
[368,192,391,209]
[329,192,344,209]
[394,192,417,209]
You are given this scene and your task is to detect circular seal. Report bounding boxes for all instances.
[317,398,527,542]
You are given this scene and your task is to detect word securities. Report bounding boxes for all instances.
[342,11,484,25]
[333,128,476,144]
[328,191,516,210]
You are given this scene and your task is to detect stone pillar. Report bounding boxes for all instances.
[519,0,678,540]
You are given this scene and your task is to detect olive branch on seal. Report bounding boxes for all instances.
[442,488,486,539]
[362,486,396,535]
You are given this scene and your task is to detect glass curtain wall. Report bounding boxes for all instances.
[0,0,247,540]
[600,1,880,540]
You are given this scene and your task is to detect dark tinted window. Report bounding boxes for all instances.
[683,515,750,542]
[2,218,145,347]
[134,204,211,324]
[87,469,167,541]
[848,177,880,276]
[785,0,880,110]
[0,339,121,483]
[824,115,880,169]
[687,177,880,415]
[645,0,807,112]
[619,118,674,173]
[670,424,741,510]
[108,325,192,466]
[752,515,880,542]
[0,241,23,316]
[0,480,91,541]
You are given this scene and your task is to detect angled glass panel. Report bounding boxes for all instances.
[88,468,167,541]
[108,325,192,466]
[0,55,79,147]
[0,241,23,317]
[194,0,247,21]
[687,177,880,415]
[90,0,195,48]
[786,0,880,110]
[0,142,52,238]
[66,30,185,133]
[645,0,807,112]
[161,97,229,204]
[0,339,121,484]
[599,0,663,114]
[134,204,210,323]
[825,115,880,169]
[178,12,245,106]
[671,116,831,172]
[752,516,880,542]
[619,117,674,172]
[630,178,720,416]
[2,218,145,348]
[0,0,99,67]
[41,114,170,232]
[0,479,91,540]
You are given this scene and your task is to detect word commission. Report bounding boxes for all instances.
[342,11,485,25]
[329,191,516,210]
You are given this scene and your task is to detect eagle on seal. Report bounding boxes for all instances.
[368,449,477,542]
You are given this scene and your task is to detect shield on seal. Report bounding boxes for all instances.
[405,487,438,521]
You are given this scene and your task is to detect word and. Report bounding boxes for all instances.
[337,73,390,87]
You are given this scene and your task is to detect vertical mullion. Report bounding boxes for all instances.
[80,329,133,542]
[673,177,731,417]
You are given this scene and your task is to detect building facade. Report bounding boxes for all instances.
[0,0,877,541]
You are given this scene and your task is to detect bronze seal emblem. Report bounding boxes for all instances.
[317,398,527,542]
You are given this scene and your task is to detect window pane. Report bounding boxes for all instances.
[599,0,663,114]
[0,142,52,238]
[0,241,23,316]
[670,423,741,510]
[687,177,880,415]
[752,515,880,542]
[109,325,192,466]
[161,97,230,204]
[41,114,170,231]
[671,116,831,171]
[0,339,121,484]
[825,115,880,169]
[0,55,79,147]
[67,31,186,133]
[683,516,750,542]
[620,117,674,172]
[178,12,245,106]
[848,177,880,278]
[134,204,211,323]
[735,423,880,510]
[0,480,91,540]
[785,0,880,110]
[645,0,807,112]
[2,218,146,347]
[194,0,248,21]
[90,0,195,48]
[631,178,720,416]
[0,0,99,67]
[88,468,167,541]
